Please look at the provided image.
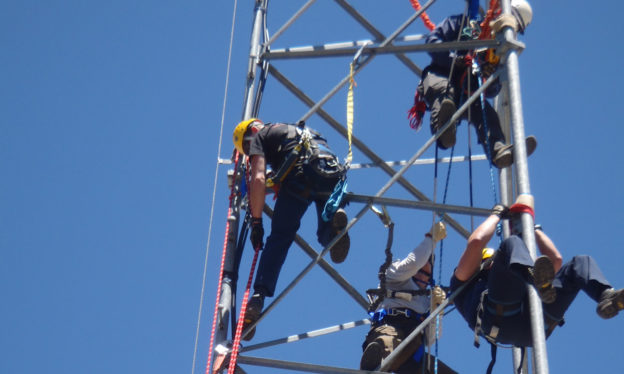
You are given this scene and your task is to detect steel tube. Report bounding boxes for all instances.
[344,193,491,217]
[499,0,549,372]
[264,38,502,60]
[265,0,316,48]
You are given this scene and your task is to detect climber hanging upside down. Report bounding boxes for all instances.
[450,195,624,371]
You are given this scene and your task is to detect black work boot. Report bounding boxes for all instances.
[431,98,457,149]
[597,288,624,319]
[330,208,350,264]
[492,135,538,168]
[242,292,264,341]
[360,341,384,371]
[530,256,557,304]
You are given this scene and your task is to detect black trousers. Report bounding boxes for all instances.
[482,236,611,346]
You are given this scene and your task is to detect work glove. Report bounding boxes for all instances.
[453,54,473,70]
[480,62,497,79]
[490,13,518,35]
[250,217,264,250]
[491,204,510,219]
[429,221,447,243]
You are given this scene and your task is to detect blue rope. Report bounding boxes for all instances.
[473,64,503,242]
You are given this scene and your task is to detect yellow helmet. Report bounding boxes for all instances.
[482,247,495,261]
[232,118,262,155]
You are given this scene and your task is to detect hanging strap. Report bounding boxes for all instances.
[486,342,498,374]
[367,205,394,312]
[346,62,355,166]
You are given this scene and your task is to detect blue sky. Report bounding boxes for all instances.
[3,1,623,373]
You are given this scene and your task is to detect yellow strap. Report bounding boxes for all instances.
[346,62,355,164]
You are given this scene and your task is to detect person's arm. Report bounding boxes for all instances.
[386,222,446,282]
[249,155,266,219]
[535,229,563,272]
[426,16,462,70]
[454,213,500,281]
[386,235,434,282]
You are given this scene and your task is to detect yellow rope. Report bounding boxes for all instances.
[346,62,355,165]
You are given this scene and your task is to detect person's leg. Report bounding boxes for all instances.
[545,255,612,321]
[360,324,401,371]
[314,197,350,264]
[487,236,532,305]
[361,319,421,372]
[469,99,511,168]
[423,72,457,149]
[253,188,310,297]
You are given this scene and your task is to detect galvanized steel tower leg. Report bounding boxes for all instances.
[499,0,549,373]
[211,1,268,373]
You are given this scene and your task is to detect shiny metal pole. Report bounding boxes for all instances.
[499,0,549,373]
[211,1,268,373]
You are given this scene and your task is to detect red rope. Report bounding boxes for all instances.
[479,0,501,39]
[205,152,240,374]
[227,247,260,374]
[409,0,436,31]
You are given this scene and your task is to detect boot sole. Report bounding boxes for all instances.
[242,299,263,341]
[533,256,556,304]
[493,136,538,169]
[330,233,350,264]
[597,289,624,319]
[360,341,384,371]
[436,99,457,149]
[330,209,350,264]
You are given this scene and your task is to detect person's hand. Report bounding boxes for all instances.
[480,62,497,79]
[454,54,473,69]
[429,221,447,242]
[491,204,510,219]
[490,13,518,35]
[250,217,264,250]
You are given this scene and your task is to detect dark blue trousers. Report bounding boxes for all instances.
[253,181,335,297]
[483,236,611,346]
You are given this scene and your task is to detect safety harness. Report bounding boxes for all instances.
[471,252,565,374]
[263,122,348,220]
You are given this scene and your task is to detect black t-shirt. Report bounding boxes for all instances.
[248,123,300,171]
[449,271,489,330]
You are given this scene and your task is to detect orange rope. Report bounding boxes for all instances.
[479,0,501,39]
[205,152,240,374]
[409,0,436,31]
[227,247,260,374]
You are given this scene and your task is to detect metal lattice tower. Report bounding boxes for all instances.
[208,1,547,373]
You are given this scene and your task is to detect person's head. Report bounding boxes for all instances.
[232,118,264,155]
[412,257,433,289]
[511,0,533,34]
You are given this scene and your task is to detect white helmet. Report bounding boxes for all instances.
[511,0,533,34]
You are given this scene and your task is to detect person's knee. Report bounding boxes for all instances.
[500,235,525,256]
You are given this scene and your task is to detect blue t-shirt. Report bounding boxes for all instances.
[449,271,489,330]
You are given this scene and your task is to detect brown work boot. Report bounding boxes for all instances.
[330,208,350,263]
[531,256,556,304]
[360,341,384,371]
[431,98,457,149]
[242,293,264,341]
[492,135,537,168]
[597,288,624,319]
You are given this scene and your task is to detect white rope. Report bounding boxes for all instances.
[191,0,238,373]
